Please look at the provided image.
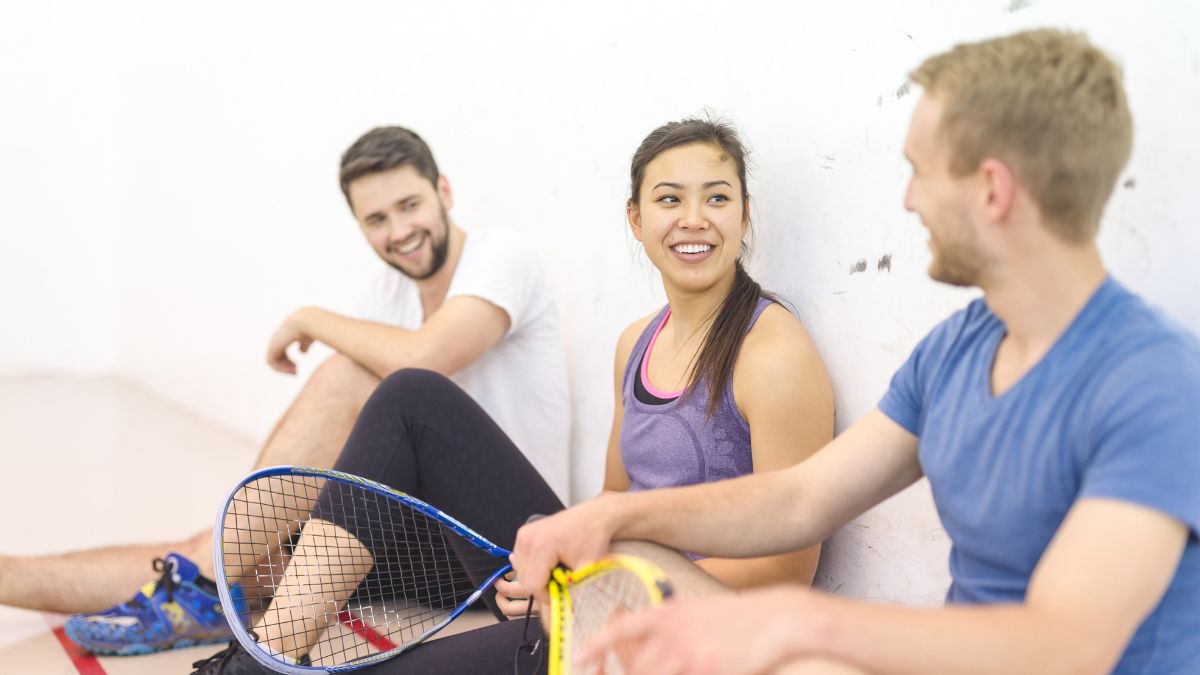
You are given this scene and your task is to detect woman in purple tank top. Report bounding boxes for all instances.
[192,119,834,675]
[571,118,836,592]
[492,118,833,666]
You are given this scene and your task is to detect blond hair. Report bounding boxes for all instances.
[910,29,1132,241]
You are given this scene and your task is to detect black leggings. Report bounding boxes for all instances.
[320,369,560,673]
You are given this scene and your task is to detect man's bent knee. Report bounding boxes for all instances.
[304,353,379,400]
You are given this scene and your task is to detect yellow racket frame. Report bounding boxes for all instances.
[547,553,672,675]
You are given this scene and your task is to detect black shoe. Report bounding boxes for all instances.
[190,641,271,675]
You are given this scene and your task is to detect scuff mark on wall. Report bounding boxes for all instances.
[850,259,868,274]
[876,95,883,108]
[877,254,892,272]
[896,82,911,99]
[1005,0,1032,11]
[1124,177,1136,189]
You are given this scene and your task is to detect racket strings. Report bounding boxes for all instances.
[564,569,657,675]
[219,474,506,667]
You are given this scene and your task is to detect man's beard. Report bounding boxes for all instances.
[386,207,451,281]
[928,245,982,287]
[927,215,984,288]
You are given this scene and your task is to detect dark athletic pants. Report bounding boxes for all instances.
[315,368,561,674]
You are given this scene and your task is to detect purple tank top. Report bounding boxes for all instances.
[620,297,774,492]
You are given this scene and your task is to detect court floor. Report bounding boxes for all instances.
[0,377,494,674]
[0,377,254,673]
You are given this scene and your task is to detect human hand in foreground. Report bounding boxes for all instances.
[579,586,818,675]
[509,494,625,604]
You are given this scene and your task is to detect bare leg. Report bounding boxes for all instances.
[0,354,378,614]
[0,535,205,614]
[250,354,380,471]
[609,540,728,598]
[569,542,726,673]
[602,545,869,675]
[251,519,374,661]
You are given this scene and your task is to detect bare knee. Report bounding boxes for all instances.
[304,353,379,404]
[610,540,727,598]
[256,354,378,470]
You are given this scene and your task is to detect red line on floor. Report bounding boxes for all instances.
[337,610,398,653]
[45,617,108,675]
[44,610,393,671]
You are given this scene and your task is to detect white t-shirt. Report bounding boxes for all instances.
[354,228,571,501]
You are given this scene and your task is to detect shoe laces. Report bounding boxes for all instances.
[190,640,241,673]
[131,557,181,607]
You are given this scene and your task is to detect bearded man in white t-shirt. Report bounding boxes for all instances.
[0,127,570,656]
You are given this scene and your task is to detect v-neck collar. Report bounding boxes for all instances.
[978,276,1116,406]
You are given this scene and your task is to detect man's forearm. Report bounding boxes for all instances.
[611,469,826,559]
[794,592,1119,675]
[291,307,424,378]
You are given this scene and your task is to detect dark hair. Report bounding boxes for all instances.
[338,126,440,205]
[629,118,772,416]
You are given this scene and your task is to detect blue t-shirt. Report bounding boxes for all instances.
[879,277,1200,674]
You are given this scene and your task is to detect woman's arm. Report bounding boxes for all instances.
[583,304,833,590]
[696,304,835,588]
[600,313,656,493]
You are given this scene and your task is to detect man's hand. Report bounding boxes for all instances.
[579,586,812,675]
[267,310,314,374]
[509,495,626,604]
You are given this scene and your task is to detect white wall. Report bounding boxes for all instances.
[0,3,120,375]
[3,0,1197,603]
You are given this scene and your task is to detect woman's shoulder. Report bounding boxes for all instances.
[738,302,824,376]
[614,309,662,364]
[733,301,834,432]
[744,302,815,349]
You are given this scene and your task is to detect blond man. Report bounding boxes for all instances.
[510,30,1200,675]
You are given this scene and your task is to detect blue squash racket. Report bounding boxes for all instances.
[212,466,512,673]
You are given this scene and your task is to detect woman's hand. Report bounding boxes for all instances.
[493,573,541,620]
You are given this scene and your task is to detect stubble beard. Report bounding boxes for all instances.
[927,217,984,288]
[385,206,452,281]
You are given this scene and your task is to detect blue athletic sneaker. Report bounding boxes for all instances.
[63,552,246,655]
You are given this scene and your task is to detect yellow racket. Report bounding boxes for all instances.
[547,554,673,675]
